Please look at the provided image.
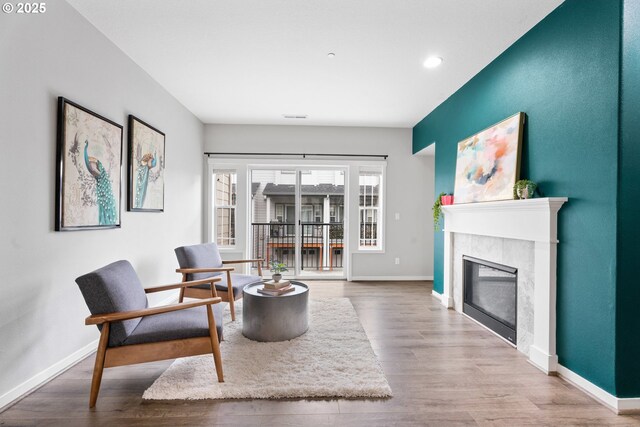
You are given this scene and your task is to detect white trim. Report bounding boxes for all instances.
[557,364,640,414]
[353,248,386,254]
[529,345,558,374]
[350,275,433,281]
[441,197,568,243]
[0,294,178,412]
[0,338,98,412]
[431,289,442,301]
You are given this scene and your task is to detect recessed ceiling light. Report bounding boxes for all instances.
[423,56,443,69]
[327,52,336,58]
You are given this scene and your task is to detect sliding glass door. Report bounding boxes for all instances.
[250,167,346,278]
[299,169,344,275]
[250,169,297,275]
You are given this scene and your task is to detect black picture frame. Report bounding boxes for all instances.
[127,115,165,212]
[55,97,123,231]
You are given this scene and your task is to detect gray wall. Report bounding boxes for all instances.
[0,2,204,405]
[205,124,434,279]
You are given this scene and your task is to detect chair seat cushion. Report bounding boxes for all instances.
[193,273,262,299]
[119,303,225,347]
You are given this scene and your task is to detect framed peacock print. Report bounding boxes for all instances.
[453,112,525,204]
[127,115,165,212]
[55,97,123,231]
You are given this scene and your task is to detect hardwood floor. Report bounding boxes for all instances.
[1,281,638,426]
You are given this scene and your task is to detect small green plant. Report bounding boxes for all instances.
[269,261,288,274]
[433,192,446,231]
[513,180,537,200]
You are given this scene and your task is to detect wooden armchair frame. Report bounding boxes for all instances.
[86,276,223,408]
[176,258,263,321]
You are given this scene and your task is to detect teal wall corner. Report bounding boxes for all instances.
[413,0,621,395]
[616,0,640,398]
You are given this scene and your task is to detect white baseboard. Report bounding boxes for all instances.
[557,364,640,414]
[0,294,177,412]
[350,275,433,281]
[0,337,98,412]
[431,289,442,301]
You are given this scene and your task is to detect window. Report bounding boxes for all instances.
[330,204,343,223]
[275,204,284,222]
[359,167,383,249]
[214,170,236,247]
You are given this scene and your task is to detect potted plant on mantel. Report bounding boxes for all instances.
[513,180,538,200]
[432,192,454,231]
[269,261,288,283]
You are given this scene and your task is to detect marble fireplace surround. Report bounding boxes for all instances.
[440,198,567,374]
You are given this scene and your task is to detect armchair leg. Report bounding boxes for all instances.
[206,305,224,382]
[227,270,236,321]
[89,323,110,408]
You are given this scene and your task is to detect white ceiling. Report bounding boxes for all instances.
[66,0,563,128]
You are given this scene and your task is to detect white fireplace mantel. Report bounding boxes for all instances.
[440,197,567,374]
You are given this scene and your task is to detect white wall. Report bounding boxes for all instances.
[204,124,434,279]
[0,2,204,407]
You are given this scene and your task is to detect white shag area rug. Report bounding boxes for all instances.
[143,298,392,400]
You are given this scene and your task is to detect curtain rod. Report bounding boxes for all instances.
[204,152,388,160]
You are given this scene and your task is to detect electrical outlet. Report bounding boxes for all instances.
[395,257,400,265]
[395,212,400,220]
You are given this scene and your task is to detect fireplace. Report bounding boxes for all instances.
[463,255,517,345]
[441,198,567,373]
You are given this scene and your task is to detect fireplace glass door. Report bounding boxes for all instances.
[463,256,517,344]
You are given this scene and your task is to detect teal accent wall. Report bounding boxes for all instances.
[617,0,640,398]
[413,0,621,395]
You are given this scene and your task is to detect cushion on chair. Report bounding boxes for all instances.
[121,303,225,347]
[175,243,224,281]
[75,260,148,347]
[192,273,262,299]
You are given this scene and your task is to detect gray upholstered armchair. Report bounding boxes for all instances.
[76,260,225,408]
[175,243,263,321]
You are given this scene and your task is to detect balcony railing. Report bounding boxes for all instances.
[252,223,296,269]
[251,222,344,271]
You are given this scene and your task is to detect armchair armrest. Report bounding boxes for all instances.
[175,267,234,274]
[85,297,222,325]
[144,277,221,294]
[222,259,263,264]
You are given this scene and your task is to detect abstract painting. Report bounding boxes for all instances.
[56,97,123,231]
[128,116,165,212]
[453,112,524,204]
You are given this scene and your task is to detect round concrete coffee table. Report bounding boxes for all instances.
[242,281,309,342]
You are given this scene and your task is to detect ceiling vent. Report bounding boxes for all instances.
[283,114,308,119]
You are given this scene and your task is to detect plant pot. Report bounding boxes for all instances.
[441,195,454,205]
[516,183,537,200]
[272,273,282,283]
